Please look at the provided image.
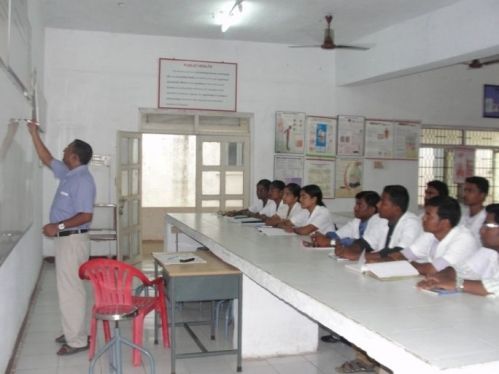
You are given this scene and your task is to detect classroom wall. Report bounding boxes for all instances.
[42,28,499,244]
[0,2,45,372]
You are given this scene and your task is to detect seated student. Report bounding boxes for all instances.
[460,176,489,242]
[383,196,479,276]
[424,180,449,202]
[418,203,499,296]
[257,180,285,220]
[225,179,271,217]
[312,191,383,248]
[286,184,333,235]
[335,185,421,261]
[266,183,308,228]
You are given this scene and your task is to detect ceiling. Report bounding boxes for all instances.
[40,0,461,45]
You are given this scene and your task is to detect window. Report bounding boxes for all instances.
[418,128,499,205]
[140,110,251,211]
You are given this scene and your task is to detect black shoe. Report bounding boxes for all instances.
[321,334,341,343]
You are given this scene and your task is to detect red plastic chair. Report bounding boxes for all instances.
[79,258,170,366]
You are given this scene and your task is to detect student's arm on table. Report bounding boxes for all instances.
[411,262,437,276]
[290,224,317,236]
[311,231,331,247]
[418,267,490,296]
[335,242,363,261]
[265,215,281,226]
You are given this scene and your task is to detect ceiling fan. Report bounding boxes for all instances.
[464,58,499,69]
[290,15,369,51]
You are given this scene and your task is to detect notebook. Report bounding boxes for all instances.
[345,253,419,280]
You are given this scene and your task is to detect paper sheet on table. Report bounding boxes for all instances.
[153,253,207,265]
[257,227,296,236]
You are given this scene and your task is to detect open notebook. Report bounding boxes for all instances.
[345,251,419,280]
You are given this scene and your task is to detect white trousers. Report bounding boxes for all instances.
[55,233,90,348]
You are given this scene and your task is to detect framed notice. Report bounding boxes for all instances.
[335,159,363,198]
[337,115,365,156]
[304,158,335,198]
[365,120,394,158]
[305,116,336,157]
[274,155,304,185]
[393,122,420,159]
[484,84,499,118]
[275,111,305,154]
[158,58,237,112]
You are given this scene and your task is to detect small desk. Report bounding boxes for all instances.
[153,250,242,374]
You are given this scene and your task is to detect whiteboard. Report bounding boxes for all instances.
[0,70,35,264]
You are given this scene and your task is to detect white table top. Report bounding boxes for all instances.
[166,213,499,374]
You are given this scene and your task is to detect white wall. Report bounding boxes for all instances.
[43,28,499,243]
[0,2,45,371]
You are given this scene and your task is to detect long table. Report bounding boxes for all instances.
[165,213,499,374]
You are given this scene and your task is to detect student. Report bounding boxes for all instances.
[312,191,383,247]
[418,203,499,296]
[266,183,308,228]
[258,180,284,219]
[286,184,333,235]
[460,176,489,242]
[424,180,449,202]
[336,185,422,261]
[385,196,479,275]
[226,179,271,216]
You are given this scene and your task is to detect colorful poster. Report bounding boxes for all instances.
[305,116,336,157]
[274,155,304,185]
[393,122,420,159]
[304,159,335,198]
[337,115,365,156]
[275,111,305,154]
[453,148,475,183]
[335,159,363,198]
[365,121,394,158]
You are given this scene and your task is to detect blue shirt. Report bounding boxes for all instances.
[49,159,96,229]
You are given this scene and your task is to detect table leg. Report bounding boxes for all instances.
[237,274,242,372]
[170,278,177,374]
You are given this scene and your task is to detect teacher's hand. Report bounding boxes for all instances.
[42,223,59,237]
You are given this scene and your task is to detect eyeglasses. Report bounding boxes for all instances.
[482,222,499,229]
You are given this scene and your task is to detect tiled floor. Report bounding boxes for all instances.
[10,258,361,374]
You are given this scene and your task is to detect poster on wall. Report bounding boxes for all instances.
[453,148,475,183]
[337,115,365,156]
[335,158,363,198]
[304,158,335,198]
[158,58,237,111]
[365,120,394,158]
[275,111,305,154]
[305,116,336,157]
[274,155,304,185]
[393,122,420,159]
[0,0,8,65]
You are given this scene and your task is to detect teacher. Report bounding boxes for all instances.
[27,122,96,356]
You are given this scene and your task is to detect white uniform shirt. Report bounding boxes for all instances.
[281,202,309,227]
[460,207,486,243]
[335,214,387,245]
[458,247,499,280]
[305,205,334,234]
[275,201,289,218]
[259,199,276,217]
[402,225,479,272]
[248,199,263,213]
[362,211,422,252]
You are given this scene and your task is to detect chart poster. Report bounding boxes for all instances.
[275,111,305,154]
[337,115,365,156]
[365,120,394,158]
[453,148,475,183]
[158,58,237,111]
[335,158,363,198]
[304,158,335,198]
[274,155,304,185]
[305,116,336,157]
[0,0,8,65]
[393,122,420,159]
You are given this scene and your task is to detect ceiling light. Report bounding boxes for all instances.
[218,0,244,33]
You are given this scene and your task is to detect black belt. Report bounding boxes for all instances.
[57,229,89,237]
